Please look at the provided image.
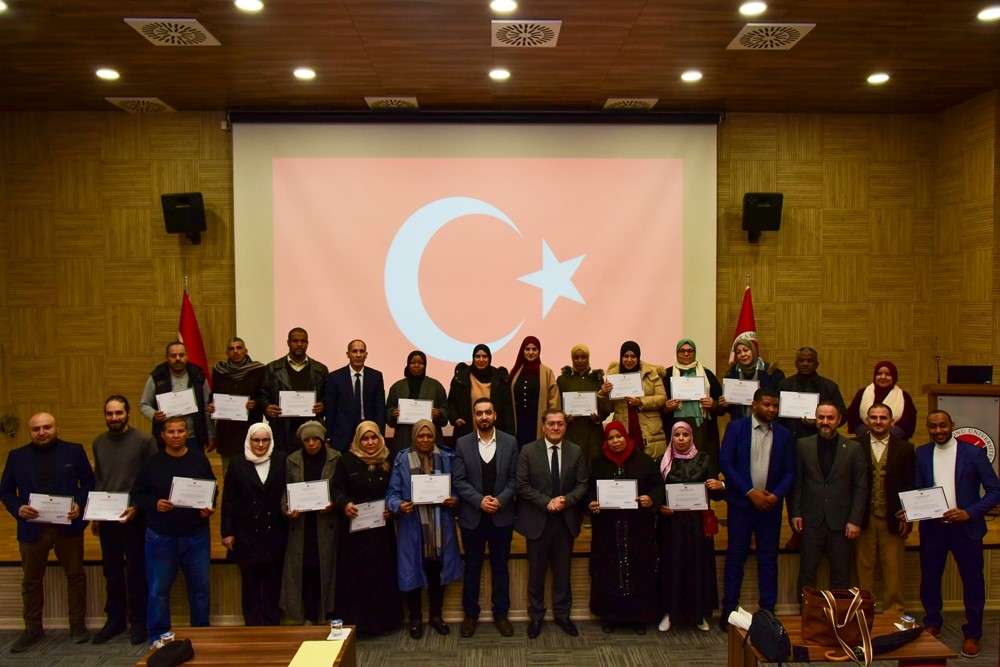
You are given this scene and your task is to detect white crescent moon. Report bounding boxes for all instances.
[384,196,524,362]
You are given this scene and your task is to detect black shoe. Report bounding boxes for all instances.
[554,617,579,637]
[634,624,646,635]
[91,622,126,645]
[428,617,450,636]
[527,619,543,639]
[70,626,91,644]
[11,628,44,653]
[130,626,148,645]
[408,621,424,639]
[718,612,732,633]
[602,622,616,634]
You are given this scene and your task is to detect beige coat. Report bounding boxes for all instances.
[606,361,667,460]
[510,363,560,440]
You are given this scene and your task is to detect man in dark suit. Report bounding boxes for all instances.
[452,398,518,637]
[905,410,1000,659]
[0,412,95,653]
[718,387,795,631]
[260,327,328,453]
[790,401,867,597]
[324,339,386,451]
[853,402,914,618]
[515,409,588,638]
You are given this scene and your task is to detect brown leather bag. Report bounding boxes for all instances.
[801,587,874,651]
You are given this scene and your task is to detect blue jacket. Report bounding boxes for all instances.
[915,440,1000,541]
[386,447,462,592]
[719,416,795,509]
[0,439,95,542]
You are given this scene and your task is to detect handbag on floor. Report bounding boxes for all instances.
[745,609,791,664]
[801,587,874,665]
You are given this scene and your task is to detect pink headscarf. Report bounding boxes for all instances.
[660,421,699,479]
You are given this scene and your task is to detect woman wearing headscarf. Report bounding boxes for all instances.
[220,422,288,626]
[332,421,402,635]
[509,336,559,449]
[557,344,612,470]
[448,343,515,441]
[600,341,667,459]
[586,421,663,634]
[386,350,449,457]
[656,422,725,633]
[846,360,917,439]
[719,337,785,421]
[663,338,725,468]
[386,419,462,639]
[279,420,340,625]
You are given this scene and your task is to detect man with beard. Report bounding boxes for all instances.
[261,327,328,452]
[139,341,214,452]
[91,396,158,645]
[207,337,266,478]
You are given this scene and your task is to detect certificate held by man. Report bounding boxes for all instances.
[212,393,249,422]
[411,473,451,504]
[279,390,316,418]
[596,479,638,509]
[156,388,198,417]
[607,373,643,400]
[168,477,217,509]
[27,493,73,525]
[898,486,949,522]
[84,491,130,522]
[778,391,820,419]
[665,483,708,511]
[287,480,332,512]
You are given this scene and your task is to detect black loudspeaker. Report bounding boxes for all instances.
[161,192,207,245]
[741,192,783,243]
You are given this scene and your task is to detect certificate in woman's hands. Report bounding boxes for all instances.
[287,480,332,512]
[350,500,386,532]
[596,479,638,509]
[411,474,451,504]
[607,373,643,400]
[665,483,708,511]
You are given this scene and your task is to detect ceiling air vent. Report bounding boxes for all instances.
[491,20,561,47]
[124,18,221,46]
[603,98,658,111]
[105,97,175,113]
[365,96,419,110]
[727,23,815,50]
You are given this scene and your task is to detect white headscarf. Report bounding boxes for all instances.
[244,422,274,464]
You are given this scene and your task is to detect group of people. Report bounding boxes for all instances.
[1,330,998,661]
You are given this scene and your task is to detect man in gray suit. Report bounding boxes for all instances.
[452,398,518,638]
[791,401,868,597]
[515,409,588,639]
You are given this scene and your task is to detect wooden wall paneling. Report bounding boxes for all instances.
[820,305,869,350]
[933,154,963,205]
[867,262,916,303]
[820,209,871,255]
[102,114,150,161]
[150,216,200,257]
[198,306,238,361]
[913,209,934,256]
[56,258,104,308]
[776,161,823,208]
[774,260,821,304]
[8,355,59,405]
[153,257,192,307]
[822,255,867,303]
[152,158,200,206]
[777,113,822,161]
[2,113,51,161]
[199,113,231,161]
[54,307,106,354]
[962,198,995,250]
[103,259,155,305]
[721,114,778,160]
[963,248,994,304]
[822,161,869,209]
[198,160,233,210]
[869,161,916,208]
[717,207,745,258]
[201,206,235,259]
[53,159,102,210]
[49,112,104,159]
[871,208,914,256]
[106,307,153,357]
[821,347,867,397]
[933,203,963,254]
[821,115,871,160]
[914,161,933,208]
[774,302,822,352]
[723,255,775,304]
[7,210,54,258]
[105,208,152,258]
[152,307,186,350]
[869,302,914,351]
[717,160,732,208]
[994,303,1000,357]
[775,207,821,257]
[104,356,157,412]
[8,306,55,357]
[56,405,107,445]
[100,161,153,208]
[869,115,915,161]
[729,160,777,209]
[150,115,204,160]
[959,303,994,355]
[965,143,995,201]
[54,211,106,258]
[930,301,962,357]
[7,260,57,307]
[958,91,997,152]
[200,259,236,308]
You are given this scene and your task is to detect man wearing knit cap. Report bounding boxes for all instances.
[261,328,328,453]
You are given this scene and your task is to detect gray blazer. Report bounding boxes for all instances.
[791,434,868,530]
[514,438,588,540]
[451,429,519,530]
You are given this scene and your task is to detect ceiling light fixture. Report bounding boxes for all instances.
[0,1,8,12]
[490,68,511,80]
[235,0,264,12]
[978,6,1000,20]
[867,72,889,84]
[294,68,316,80]
[681,70,703,82]
[96,68,120,80]
[490,0,517,12]
[739,2,767,16]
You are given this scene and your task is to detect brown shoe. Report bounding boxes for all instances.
[925,626,941,638]
[961,637,981,658]
[460,616,477,638]
[494,617,514,636]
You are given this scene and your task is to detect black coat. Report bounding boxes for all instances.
[220,450,289,565]
[447,363,515,441]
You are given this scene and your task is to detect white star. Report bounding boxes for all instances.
[517,240,586,318]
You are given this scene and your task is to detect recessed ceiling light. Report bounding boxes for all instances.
[0,1,8,12]
[294,68,316,80]
[490,68,511,80]
[978,6,1000,20]
[490,0,517,12]
[739,2,767,16]
[681,70,703,82]
[867,72,889,84]
[235,0,264,12]
[96,69,120,80]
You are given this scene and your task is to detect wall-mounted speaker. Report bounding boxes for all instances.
[161,192,207,245]
[741,192,783,243]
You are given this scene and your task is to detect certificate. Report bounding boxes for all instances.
[665,483,709,511]
[562,391,598,417]
[411,474,451,504]
[168,477,217,509]
[723,378,759,406]
[397,399,433,425]
[83,491,130,522]
[350,500,386,532]
[279,390,316,418]
[28,493,73,525]
[778,391,820,419]
[596,479,638,509]
[899,486,949,522]
[670,376,706,401]
[155,388,198,417]
[607,372,643,400]
[212,393,249,421]
[287,480,332,512]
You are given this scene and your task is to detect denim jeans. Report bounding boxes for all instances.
[145,527,211,640]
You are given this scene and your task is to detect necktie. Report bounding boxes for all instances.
[354,372,362,420]
[550,446,560,496]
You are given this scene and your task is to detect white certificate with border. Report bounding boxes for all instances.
[596,479,638,509]
[665,483,709,511]
[607,373,643,400]
[397,399,433,425]
[286,480,332,512]
[27,493,73,525]
[562,391,598,417]
[212,393,249,421]
[350,500,386,532]
[778,391,820,419]
[411,474,451,504]
[723,378,759,406]
[279,390,316,418]
[83,491,130,522]
[168,477,216,509]
[670,376,707,401]
[899,486,949,522]
[156,388,198,417]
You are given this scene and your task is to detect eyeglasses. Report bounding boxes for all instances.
[678,348,695,355]
[250,437,271,444]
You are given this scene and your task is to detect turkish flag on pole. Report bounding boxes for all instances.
[179,290,211,389]
[730,286,758,361]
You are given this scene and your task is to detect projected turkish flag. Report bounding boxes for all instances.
[273,157,683,378]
